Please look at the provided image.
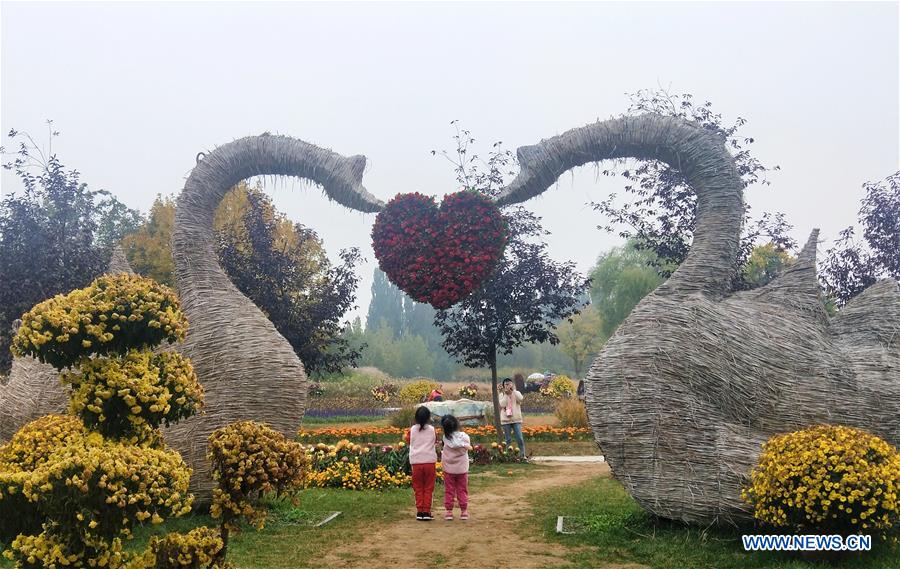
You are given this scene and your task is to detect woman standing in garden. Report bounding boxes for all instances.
[406,406,437,521]
[498,377,526,458]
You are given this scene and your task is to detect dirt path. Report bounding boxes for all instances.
[320,461,611,569]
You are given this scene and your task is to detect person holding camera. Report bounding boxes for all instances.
[498,377,526,458]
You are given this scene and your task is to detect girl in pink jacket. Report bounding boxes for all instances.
[406,406,437,521]
[440,414,472,521]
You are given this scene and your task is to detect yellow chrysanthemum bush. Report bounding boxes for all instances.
[6,439,193,568]
[0,273,205,568]
[742,425,900,539]
[0,415,86,543]
[127,527,224,569]
[207,421,307,565]
[398,379,440,404]
[12,273,187,369]
[540,375,577,399]
[62,350,202,443]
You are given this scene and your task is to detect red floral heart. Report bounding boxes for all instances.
[372,191,508,309]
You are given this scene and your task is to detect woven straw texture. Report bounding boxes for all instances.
[167,134,383,498]
[497,113,900,525]
[0,245,135,440]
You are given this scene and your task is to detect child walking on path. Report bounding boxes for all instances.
[406,406,437,521]
[440,414,472,521]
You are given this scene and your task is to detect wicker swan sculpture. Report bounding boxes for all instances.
[166,135,383,496]
[495,114,900,525]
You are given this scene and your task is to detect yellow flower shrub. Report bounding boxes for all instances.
[7,530,124,569]
[398,379,440,404]
[742,425,900,538]
[3,437,193,568]
[63,350,202,442]
[1,273,201,569]
[540,375,576,399]
[0,415,86,544]
[12,274,187,369]
[127,527,223,569]
[208,421,307,532]
[0,414,85,471]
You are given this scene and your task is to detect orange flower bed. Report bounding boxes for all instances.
[298,425,591,444]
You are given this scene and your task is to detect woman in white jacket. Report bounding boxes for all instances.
[498,377,526,457]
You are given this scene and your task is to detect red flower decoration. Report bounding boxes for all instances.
[372,190,508,309]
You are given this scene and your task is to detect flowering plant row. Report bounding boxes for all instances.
[302,438,528,491]
[457,383,478,398]
[471,442,527,465]
[298,424,592,444]
[371,191,508,309]
[304,439,434,491]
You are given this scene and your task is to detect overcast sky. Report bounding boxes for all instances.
[2,1,898,322]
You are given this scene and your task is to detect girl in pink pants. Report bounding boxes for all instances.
[440,414,472,521]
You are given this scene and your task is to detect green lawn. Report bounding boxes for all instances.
[0,463,535,569]
[525,475,900,569]
[6,467,895,569]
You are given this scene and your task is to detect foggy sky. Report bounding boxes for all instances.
[2,1,898,322]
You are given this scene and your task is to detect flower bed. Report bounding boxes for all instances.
[298,425,592,444]
[304,439,420,490]
[302,438,525,491]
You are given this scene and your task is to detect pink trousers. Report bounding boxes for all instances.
[443,472,469,510]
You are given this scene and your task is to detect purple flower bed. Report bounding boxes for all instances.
[304,407,398,419]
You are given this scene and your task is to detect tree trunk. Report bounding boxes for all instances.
[215,522,230,566]
[489,344,503,443]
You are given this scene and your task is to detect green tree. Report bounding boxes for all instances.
[431,130,588,433]
[366,268,405,335]
[590,242,665,339]
[556,306,605,377]
[122,195,176,286]
[742,243,795,288]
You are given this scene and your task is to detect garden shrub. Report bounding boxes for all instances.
[207,421,307,563]
[129,527,224,569]
[1,273,202,569]
[11,273,187,369]
[62,350,202,443]
[0,415,86,543]
[388,406,418,428]
[0,414,85,471]
[540,375,576,399]
[398,379,439,404]
[457,383,478,398]
[742,425,900,539]
[5,439,193,568]
[555,399,589,428]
